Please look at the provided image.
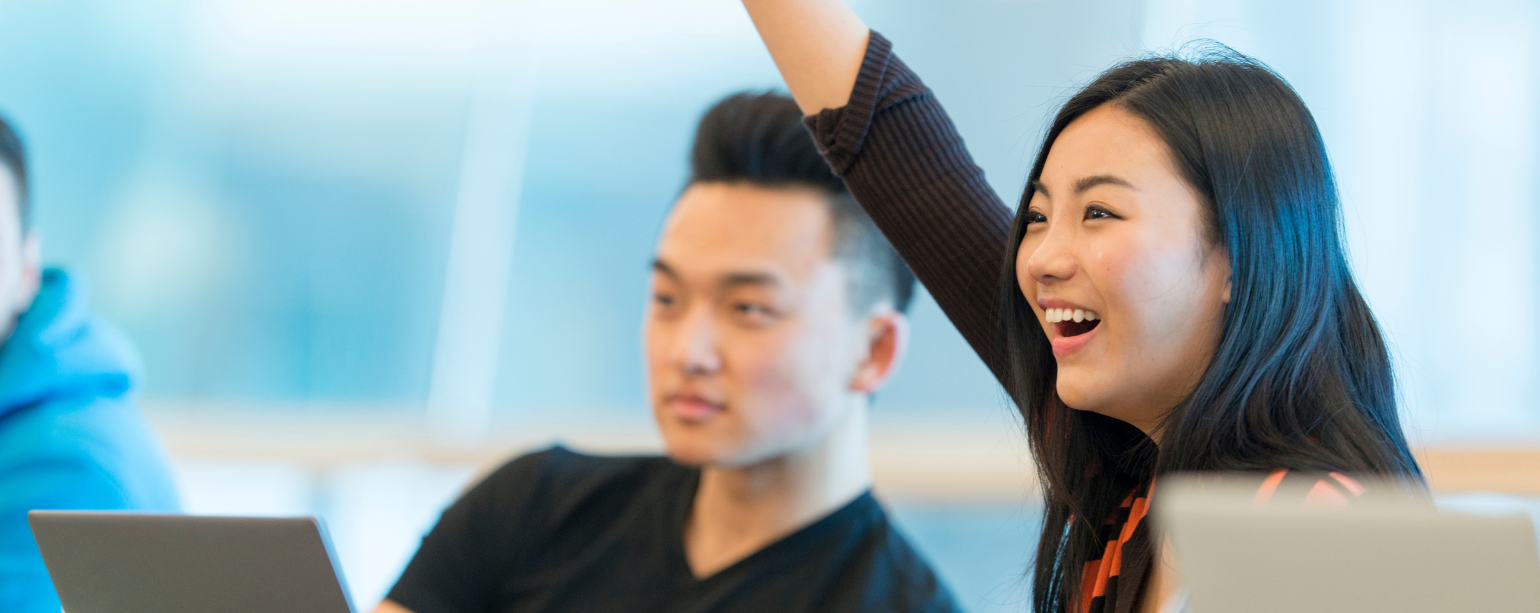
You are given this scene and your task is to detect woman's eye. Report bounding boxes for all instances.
[1084,204,1117,221]
[653,293,677,308]
[1025,210,1048,225]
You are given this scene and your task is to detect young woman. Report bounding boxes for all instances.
[739,2,1426,612]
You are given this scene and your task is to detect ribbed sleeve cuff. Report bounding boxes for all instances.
[805,30,899,176]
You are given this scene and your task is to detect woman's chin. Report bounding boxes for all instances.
[1056,382,1164,437]
[1054,372,1107,411]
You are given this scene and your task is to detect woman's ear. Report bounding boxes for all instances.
[850,310,909,394]
[1213,247,1233,304]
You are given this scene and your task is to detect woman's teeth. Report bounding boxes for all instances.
[1045,308,1098,323]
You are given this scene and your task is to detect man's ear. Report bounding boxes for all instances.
[16,229,40,312]
[850,310,909,394]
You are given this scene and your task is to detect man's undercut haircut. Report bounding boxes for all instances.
[0,115,28,228]
[688,91,915,315]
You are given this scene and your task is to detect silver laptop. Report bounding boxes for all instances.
[28,511,356,613]
[1157,475,1540,613]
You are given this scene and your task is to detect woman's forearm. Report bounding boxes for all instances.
[741,0,870,115]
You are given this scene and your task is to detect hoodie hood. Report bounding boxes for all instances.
[0,268,138,419]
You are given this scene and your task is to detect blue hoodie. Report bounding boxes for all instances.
[0,269,178,612]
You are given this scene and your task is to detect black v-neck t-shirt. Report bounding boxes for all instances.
[386,446,961,613]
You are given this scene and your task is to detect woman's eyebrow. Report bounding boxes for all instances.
[1074,174,1134,195]
[1029,175,1133,199]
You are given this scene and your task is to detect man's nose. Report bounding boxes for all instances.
[672,306,722,375]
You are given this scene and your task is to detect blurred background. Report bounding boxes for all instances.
[0,0,1537,610]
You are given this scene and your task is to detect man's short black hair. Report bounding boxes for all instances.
[0,115,28,228]
[688,91,915,315]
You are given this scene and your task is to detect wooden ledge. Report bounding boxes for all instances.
[146,409,1540,502]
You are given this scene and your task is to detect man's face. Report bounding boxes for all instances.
[0,169,37,339]
[646,182,867,468]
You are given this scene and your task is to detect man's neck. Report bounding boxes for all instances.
[683,401,872,579]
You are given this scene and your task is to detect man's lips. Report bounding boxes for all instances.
[666,394,725,422]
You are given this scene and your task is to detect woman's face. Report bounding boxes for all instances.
[1016,103,1231,437]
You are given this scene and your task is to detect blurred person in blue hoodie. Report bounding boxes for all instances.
[0,117,179,611]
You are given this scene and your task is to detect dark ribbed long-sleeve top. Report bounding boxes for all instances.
[803,31,1016,397]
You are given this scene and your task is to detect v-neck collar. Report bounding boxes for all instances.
[664,468,879,587]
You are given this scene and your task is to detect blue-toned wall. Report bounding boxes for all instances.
[0,0,1533,439]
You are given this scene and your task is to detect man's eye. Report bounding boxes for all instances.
[653,293,677,308]
[730,302,779,325]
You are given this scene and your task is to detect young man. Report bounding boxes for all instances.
[377,92,960,613]
[0,118,179,612]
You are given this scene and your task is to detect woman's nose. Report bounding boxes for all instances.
[1024,224,1078,285]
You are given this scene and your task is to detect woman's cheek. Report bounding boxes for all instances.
[1015,243,1046,337]
[1092,238,1190,360]
[1086,241,1142,318]
[1014,243,1036,296]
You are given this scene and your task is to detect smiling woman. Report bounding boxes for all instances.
[998,49,1428,612]
[740,1,1428,612]
[1016,102,1233,434]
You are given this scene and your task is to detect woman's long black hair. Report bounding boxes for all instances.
[1003,46,1427,612]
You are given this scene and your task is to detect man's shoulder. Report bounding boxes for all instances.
[0,395,157,466]
[0,396,178,512]
[788,495,961,613]
[849,500,963,613]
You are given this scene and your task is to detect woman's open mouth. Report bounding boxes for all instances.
[1046,307,1100,338]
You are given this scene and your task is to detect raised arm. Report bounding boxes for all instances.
[741,0,869,114]
[742,1,1018,395]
